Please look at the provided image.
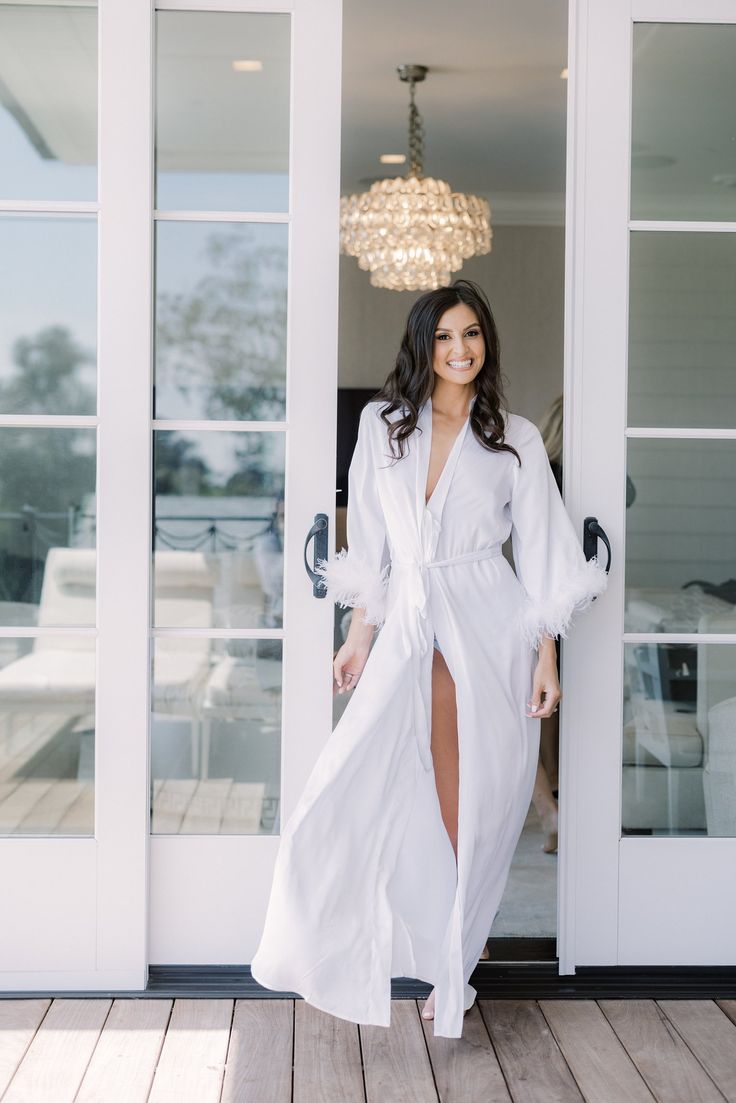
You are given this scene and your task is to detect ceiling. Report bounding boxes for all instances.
[3,3,734,225]
[340,0,569,224]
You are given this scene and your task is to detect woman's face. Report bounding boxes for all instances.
[431,302,485,388]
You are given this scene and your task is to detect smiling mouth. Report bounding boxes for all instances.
[448,359,473,369]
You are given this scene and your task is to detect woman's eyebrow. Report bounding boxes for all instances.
[434,325,480,333]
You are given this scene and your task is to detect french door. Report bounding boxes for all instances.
[561,0,736,971]
[0,0,341,988]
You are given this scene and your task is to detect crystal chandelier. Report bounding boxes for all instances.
[340,64,492,292]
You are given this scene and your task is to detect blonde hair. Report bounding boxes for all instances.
[538,394,563,465]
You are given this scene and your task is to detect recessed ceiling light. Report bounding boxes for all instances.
[560,67,568,79]
[232,59,263,72]
[379,153,406,164]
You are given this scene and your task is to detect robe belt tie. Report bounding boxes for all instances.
[392,543,504,622]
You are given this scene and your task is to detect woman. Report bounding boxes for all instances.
[250,280,608,1038]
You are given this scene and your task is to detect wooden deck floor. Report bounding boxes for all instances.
[1,997,735,1102]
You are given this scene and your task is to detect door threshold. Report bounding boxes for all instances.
[3,962,736,1001]
[141,960,736,1001]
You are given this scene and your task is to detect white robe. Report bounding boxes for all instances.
[250,393,608,1038]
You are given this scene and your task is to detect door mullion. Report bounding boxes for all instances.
[96,0,154,985]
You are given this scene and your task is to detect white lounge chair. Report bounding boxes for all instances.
[0,547,217,781]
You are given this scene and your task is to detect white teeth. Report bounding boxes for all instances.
[449,359,472,368]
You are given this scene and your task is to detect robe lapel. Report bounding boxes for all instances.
[416,394,475,546]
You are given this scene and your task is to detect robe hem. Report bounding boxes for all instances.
[250,960,475,1037]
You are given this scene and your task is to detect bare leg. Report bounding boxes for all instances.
[423,646,460,1021]
[430,645,459,860]
[540,711,559,792]
[532,755,558,854]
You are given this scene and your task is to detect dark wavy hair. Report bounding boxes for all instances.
[371,279,521,467]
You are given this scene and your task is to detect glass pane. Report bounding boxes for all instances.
[0,634,94,836]
[0,4,97,202]
[623,642,736,836]
[628,232,736,428]
[0,429,96,627]
[631,23,736,221]
[155,11,290,212]
[624,438,736,634]
[0,215,97,415]
[154,220,287,421]
[151,636,281,835]
[153,430,284,629]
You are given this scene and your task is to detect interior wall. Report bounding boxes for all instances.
[337,223,565,426]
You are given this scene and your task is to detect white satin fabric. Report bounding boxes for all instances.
[250,394,608,1037]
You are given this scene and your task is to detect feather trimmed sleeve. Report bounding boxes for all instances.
[510,418,608,651]
[315,404,391,628]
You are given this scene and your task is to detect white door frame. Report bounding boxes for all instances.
[0,0,153,991]
[559,0,736,973]
[0,0,342,988]
[148,0,343,966]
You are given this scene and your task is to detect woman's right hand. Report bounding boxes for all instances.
[333,624,373,695]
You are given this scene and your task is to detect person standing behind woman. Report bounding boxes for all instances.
[531,395,564,853]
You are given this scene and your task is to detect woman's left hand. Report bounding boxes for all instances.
[526,642,561,719]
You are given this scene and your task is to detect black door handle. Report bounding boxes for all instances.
[304,513,329,596]
[583,516,612,573]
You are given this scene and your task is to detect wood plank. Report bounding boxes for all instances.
[0,999,50,1096]
[151,779,198,833]
[420,1001,511,1103]
[658,1000,736,1100]
[3,998,111,1103]
[147,998,232,1103]
[0,716,66,783]
[56,779,95,833]
[539,1001,654,1103]
[361,1000,438,1103]
[180,779,233,833]
[717,1000,736,1029]
[221,782,266,833]
[293,999,364,1103]
[478,1000,584,1103]
[18,779,86,833]
[599,1000,724,1103]
[0,779,55,831]
[75,998,172,1103]
[221,999,292,1103]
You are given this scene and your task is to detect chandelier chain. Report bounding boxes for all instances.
[339,62,492,290]
[407,79,425,178]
